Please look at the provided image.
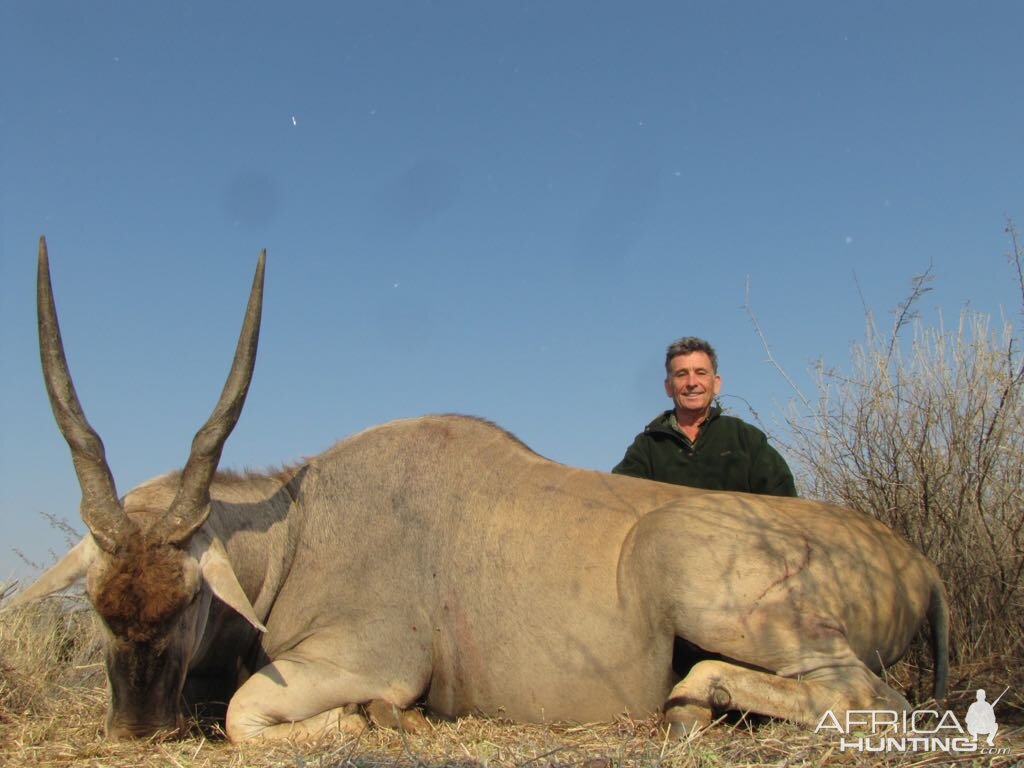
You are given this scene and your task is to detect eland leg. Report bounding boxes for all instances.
[664,658,909,734]
[225,649,429,742]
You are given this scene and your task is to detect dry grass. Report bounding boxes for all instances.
[2,598,1021,768]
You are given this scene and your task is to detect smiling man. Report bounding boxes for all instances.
[612,337,797,496]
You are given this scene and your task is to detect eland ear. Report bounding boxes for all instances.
[191,532,266,633]
[7,535,99,607]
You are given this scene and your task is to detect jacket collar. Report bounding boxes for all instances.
[645,405,722,436]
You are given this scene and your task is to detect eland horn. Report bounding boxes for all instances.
[151,249,266,546]
[37,236,135,553]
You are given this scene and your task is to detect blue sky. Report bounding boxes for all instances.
[1,2,1021,580]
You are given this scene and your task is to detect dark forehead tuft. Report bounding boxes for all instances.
[92,544,192,642]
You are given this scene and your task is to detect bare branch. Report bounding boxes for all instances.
[743,277,811,411]
[887,264,935,361]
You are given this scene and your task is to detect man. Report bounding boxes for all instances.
[613,336,797,496]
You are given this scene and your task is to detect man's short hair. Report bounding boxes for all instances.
[665,337,718,374]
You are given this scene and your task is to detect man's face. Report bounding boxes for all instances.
[664,351,721,418]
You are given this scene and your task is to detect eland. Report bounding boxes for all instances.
[12,236,949,741]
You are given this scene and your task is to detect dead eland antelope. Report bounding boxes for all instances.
[11,236,948,741]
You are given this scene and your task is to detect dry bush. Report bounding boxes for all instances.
[756,222,1024,713]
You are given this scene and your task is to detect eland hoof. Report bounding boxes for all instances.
[665,703,712,737]
[365,700,429,734]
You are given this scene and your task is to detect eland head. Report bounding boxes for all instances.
[26,236,267,737]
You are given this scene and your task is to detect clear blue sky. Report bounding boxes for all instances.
[1,2,1021,580]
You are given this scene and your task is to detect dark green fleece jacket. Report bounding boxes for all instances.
[612,407,797,496]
